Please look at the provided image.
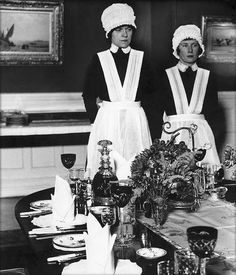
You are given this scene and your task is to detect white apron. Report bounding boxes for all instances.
[161,65,220,165]
[86,49,152,179]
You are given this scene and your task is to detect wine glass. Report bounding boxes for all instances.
[69,168,85,214]
[110,180,134,246]
[100,206,117,226]
[61,153,76,180]
[111,180,133,208]
[187,226,218,275]
[194,168,206,197]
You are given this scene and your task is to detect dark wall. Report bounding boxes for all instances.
[0,0,235,94]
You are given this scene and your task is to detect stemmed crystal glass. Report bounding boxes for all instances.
[111,180,134,246]
[187,226,218,275]
[100,206,117,226]
[111,181,133,208]
[69,168,85,214]
[61,153,76,180]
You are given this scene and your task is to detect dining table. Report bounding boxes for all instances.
[15,186,236,275]
[14,187,168,275]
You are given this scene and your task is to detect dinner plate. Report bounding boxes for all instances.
[53,233,85,248]
[31,213,87,228]
[53,243,86,252]
[30,200,52,211]
[136,247,167,260]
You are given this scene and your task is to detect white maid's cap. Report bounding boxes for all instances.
[172,24,205,59]
[101,3,136,38]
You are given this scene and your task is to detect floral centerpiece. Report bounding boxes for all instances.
[224,145,236,168]
[223,144,236,180]
[130,138,204,224]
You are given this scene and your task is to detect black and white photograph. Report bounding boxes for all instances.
[0,0,235,275]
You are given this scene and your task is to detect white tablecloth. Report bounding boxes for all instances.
[138,198,236,268]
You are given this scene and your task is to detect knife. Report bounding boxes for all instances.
[35,232,86,240]
[29,227,86,234]
[47,252,86,264]
[20,209,52,217]
[29,228,87,239]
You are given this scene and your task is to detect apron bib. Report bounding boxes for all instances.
[161,66,220,165]
[87,49,152,179]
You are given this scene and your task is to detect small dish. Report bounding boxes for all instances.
[136,247,167,260]
[30,200,52,210]
[89,206,109,214]
[53,233,85,248]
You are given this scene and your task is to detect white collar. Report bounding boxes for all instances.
[177,61,198,72]
[110,44,131,54]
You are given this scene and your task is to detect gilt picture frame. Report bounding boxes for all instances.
[0,0,64,65]
[201,15,236,63]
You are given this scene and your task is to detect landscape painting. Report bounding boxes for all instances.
[0,0,64,65]
[202,16,236,63]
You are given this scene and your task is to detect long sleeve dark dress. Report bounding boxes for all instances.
[158,67,221,145]
[82,49,163,140]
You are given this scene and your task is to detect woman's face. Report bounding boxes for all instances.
[178,39,200,65]
[111,25,133,48]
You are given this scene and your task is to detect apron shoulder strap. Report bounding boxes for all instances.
[122,49,143,101]
[188,68,209,113]
[98,50,122,101]
[166,66,189,114]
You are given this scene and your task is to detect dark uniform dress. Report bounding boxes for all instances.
[159,63,220,165]
[83,47,161,179]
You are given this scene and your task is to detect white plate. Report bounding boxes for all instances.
[136,247,167,260]
[53,233,85,248]
[31,213,87,228]
[30,200,52,210]
[53,243,86,252]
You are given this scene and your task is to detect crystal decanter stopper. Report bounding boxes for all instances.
[92,140,118,205]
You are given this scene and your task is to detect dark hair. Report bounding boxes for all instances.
[107,24,136,41]
[176,38,203,56]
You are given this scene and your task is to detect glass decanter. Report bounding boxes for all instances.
[92,140,118,205]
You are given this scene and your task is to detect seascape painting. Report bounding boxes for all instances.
[0,10,50,53]
[0,0,63,65]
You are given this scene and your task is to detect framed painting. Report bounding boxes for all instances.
[202,16,236,63]
[0,0,64,65]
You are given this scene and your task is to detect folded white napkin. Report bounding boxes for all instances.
[51,175,75,226]
[62,212,117,275]
[114,259,142,275]
[111,150,135,180]
[62,259,142,275]
[84,213,117,274]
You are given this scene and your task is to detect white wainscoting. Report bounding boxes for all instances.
[1,92,89,198]
[0,145,87,197]
[218,91,236,160]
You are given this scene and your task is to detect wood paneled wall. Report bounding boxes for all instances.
[0,0,235,93]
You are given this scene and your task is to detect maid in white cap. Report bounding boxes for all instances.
[83,3,158,179]
[160,24,220,166]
